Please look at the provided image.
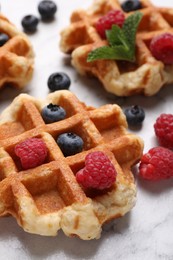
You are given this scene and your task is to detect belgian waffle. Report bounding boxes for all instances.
[60,0,173,96]
[0,90,143,239]
[0,14,34,89]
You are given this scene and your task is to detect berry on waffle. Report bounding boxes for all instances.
[0,90,143,239]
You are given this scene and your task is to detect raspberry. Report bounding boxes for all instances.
[150,33,173,64]
[76,151,117,190]
[139,147,173,181]
[15,138,48,170]
[154,113,173,149]
[95,9,125,39]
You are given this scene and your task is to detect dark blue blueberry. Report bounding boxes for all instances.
[124,105,145,126]
[48,72,71,92]
[38,0,57,20]
[57,133,84,157]
[21,15,39,32]
[41,103,66,123]
[0,33,9,47]
[121,0,142,12]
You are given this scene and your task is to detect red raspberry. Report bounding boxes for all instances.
[139,147,173,181]
[15,138,48,170]
[95,9,125,39]
[150,33,173,64]
[154,113,173,149]
[76,151,117,190]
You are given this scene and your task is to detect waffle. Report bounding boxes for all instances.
[0,90,143,239]
[60,0,173,96]
[0,14,34,89]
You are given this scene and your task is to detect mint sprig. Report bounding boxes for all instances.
[87,12,143,62]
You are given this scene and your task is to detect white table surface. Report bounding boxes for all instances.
[0,0,173,259]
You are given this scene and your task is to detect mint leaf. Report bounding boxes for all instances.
[87,45,133,62]
[122,12,142,54]
[87,11,143,63]
[106,25,127,48]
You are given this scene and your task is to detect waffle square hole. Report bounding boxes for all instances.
[5,136,52,172]
[138,13,164,32]
[116,60,139,73]
[53,121,98,156]
[91,109,126,141]
[70,12,95,45]
[160,11,173,27]
[0,121,25,140]
[143,38,157,55]
[23,170,67,214]
[40,94,83,125]
[16,101,44,131]
[22,167,86,214]
[49,95,80,118]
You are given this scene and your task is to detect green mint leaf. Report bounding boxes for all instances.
[122,12,143,52]
[87,45,134,62]
[106,25,128,49]
[87,11,143,63]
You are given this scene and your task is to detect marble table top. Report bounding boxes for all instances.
[0,0,173,259]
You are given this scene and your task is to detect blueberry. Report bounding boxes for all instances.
[124,105,145,126]
[121,0,142,12]
[21,15,39,32]
[48,72,71,92]
[57,133,84,157]
[0,33,9,47]
[38,0,57,20]
[41,103,66,123]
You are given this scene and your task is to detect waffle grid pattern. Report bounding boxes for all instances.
[0,90,143,239]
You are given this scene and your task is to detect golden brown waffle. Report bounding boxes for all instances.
[60,0,173,96]
[0,14,34,89]
[0,90,143,239]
